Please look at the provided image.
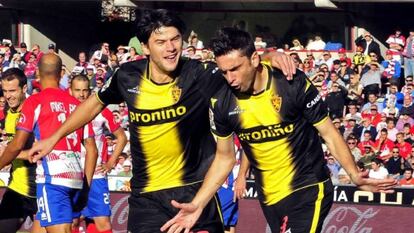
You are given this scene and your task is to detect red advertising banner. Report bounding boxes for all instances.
[1,187,412,233]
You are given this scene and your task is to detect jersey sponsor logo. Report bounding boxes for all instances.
[212,67,219,74]
[127,87,140,94]
[229,106,245,116]
[271,94,282,113]
[171,85,182,103]
[129,105,187,126]
[209,108,216,130]
[238,122,294,143]
[306,94,322,109]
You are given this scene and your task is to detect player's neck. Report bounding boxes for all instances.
[40,77,60,89]
[252,64,268,94]
[149,63,175,84]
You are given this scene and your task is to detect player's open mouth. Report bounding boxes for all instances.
[165,54,177,62]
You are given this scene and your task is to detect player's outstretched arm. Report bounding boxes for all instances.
[261,51,296,79]
[234,151,250,202]
[0,130,30,169]
[103,127,128,173]
[160,136,236,233]
[29,95,105,162]
[315,118,397,193]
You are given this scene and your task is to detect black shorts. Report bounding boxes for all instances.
[127,182,224,233]
[0,188,37,220]
[261,180,333,233]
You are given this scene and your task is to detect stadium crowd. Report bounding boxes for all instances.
[0,27,413,192]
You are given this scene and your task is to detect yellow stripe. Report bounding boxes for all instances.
[214,195,224,224]
[305,79,312,92]
[95,93,105,105]
[310,182,324,233]
[313,116,328,127]
[211,131,233,140]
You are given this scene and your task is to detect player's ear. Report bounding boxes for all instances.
[141,43,150,56]
[251,51,260,68]
[22,84,27,94]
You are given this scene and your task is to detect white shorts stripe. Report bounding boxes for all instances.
[42,185,52,223]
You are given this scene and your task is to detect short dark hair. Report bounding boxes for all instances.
[1,67,27,88]
[405,168,413,173]
[211,27,256,58]
[71,74,90,86]
[136,9,186,44]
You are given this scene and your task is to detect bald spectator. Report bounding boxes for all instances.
[400,94,414,118]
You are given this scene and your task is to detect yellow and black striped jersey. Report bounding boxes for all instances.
[97,59,225,194]
[210,64,330,206]
[5,109,36,198]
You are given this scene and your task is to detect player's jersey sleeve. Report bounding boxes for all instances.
[192,60,227,100]
[96,69,124,105]
[297,74,329,125]
[101,108,121,133]
[83,122,95,140]
[209,90,234,139]
[16,96,37,133]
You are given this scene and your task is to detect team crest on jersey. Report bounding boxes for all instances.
[271,94,282,112]
[18,113,26,124]
[172,85,182,103]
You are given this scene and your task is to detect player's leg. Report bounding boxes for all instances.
[217,188,238,233]
[82,178,112,232]
[30,219,47,233]
[0,189,32,233]
[36,183,80,233]
[274,181,334,233]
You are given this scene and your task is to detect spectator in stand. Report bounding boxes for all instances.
[400,94,414,119]
[128,47,145,62]
[346,72,363,104]
[95,66,106,81]
[376,113,388,132]
[9,53,25,70]
[254,35,267,50]
[327,71,345,89]
[0,96,6,122]
[401,75,414,95]
[402,123,412,142]
[346,136,362,161]
[381,50,402,85]
[76,51,89,69]
[358,145,377,169]
[368,158,389,179]
[363,104,382,127]
[361,62,382,97]
[355,31,382,58]
[354,117,377,143]
[19,42,29,63]
[373,128,394,159]
[396,109,414,131]
[403,29,414,78]
[386,29,406,62]
[332,118,344,135]
[116,45,129,64]
[289,38,304,50]
[0,53,9,73]
[91,42,110,64]
[47,44,56,54]
[362,93,383,115]
[93,77,104,93]
[385,83,404,109]
[188,30,204,49]
[385,147,404,178]
[358,131,375,155]
[383,95,399,117]
[316,50,334,70]
[338,48,352,67]
[28,44,43,64]
[306,34,326,50]
[331,60,341,75]
[184,46,201,60]
[395,132,412,159]
[399,168,414,186]
[326,155,341,181]
[302,58,316,77]
[86,65,96,88]
[383,117,398,141]
[352,46,370,74]
[325,82,347,119]
[118,159,133,177]
[112,152,128,175]
[305,51,315,68]
[345,102,362,123]
[343,116,359,139]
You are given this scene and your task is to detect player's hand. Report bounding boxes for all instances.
[351,172,397,193]
[269,52,296,80]
[160,200,203,233]
[102,159,116,174]
[28,137,57,163]
[233,176,247,202]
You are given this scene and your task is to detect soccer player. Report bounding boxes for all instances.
[0,68,36,233]
[70,75,127,233]
[28,9,294,233]
[11,54,97,233]
[162,27,397,233]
